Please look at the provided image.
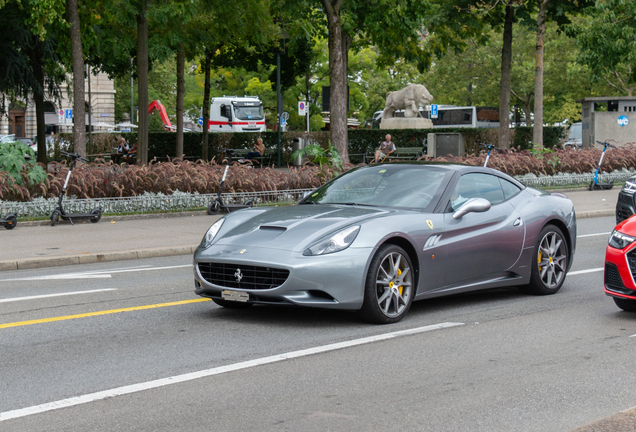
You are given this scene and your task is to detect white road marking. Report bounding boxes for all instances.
[0,321,464,422]
[568,268,604,276]
[577,232,611,238]
[0,264,192,282]
[0,289,117,304]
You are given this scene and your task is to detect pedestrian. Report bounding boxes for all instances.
[374,134,396,163]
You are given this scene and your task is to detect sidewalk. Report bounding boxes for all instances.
[0,187,620,272]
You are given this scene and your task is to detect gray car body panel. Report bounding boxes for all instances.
[193,164,576,311]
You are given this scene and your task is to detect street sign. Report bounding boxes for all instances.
[431,104,438,119]
[58,109,64,124]
[280,117,286,126]
[198,117,203,126]
[618,115,629,127]
[298,101,307,116]
[282,112,289,122]
[65,109,73,124]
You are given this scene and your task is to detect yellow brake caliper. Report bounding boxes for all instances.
[538,251,542,271]
[397,269,403,295]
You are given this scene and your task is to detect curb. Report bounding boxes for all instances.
[0,245,197,272]
[576,210,615,219]
[567,406,636,432]
[14,210,209,228]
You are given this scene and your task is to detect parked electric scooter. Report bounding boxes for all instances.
[480,143,500,167]
[207,165,254,215]
[50,151,102,226]
[0,212,17,230]
[589,140,616,191]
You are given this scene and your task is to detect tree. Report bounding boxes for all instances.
[570,0,636,96]
[0,0,65,164]
[66,0,86,157]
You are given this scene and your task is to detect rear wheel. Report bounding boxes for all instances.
[212,298,253,309]
[519,225,569,295]
[613,297,636,312]
[4,215,16,230]
[90,209,101,223]
[359,244,414,324]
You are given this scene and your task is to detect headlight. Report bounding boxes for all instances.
[622,181,636,195]
[201,218,225,248]
[608,229,636,249]
[303,225,360,256]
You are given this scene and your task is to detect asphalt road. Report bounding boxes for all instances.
[0,215,634,431]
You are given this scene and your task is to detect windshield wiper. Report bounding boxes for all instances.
[332,202,376,207]
[299,201,318,205]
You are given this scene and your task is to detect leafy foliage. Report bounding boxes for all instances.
[0,141,47,186]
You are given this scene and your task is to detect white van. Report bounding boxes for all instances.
[205,96,266,132]
[564,122,582,149]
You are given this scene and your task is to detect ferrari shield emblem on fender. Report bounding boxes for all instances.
[426,219,434,230]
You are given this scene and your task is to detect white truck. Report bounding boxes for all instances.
[205,96,266,132]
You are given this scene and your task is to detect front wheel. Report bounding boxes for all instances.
[207,200,220,215]
[90,209,101,223]
[359,244,415,324]
[519,224,569,295]
[4,214,16,230]
[50,210,60,227]
[613,297,636,312]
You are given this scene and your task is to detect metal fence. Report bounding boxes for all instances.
[0,189,314,219]
[515,171,635,188]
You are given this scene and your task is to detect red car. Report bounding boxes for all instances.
[605,216,636,311]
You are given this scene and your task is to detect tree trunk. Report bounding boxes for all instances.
[176,43,185,159]
[66,0,86,158]
[321,0,348,162]
[29,43,46,165]
[532,0,549,148]
[498,3,514,150]
[201,49,212,162]
[136,0,150,164]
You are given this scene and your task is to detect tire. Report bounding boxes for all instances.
[359,244,415,324]
[519,224,569,295]
[207,200,220,215]
[212,298,253,309]
[90,209,101,223]
[613,297,636,312]
[4,215,16,230]
[50,210,60,227]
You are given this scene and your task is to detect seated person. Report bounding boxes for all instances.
[374,134,396,162]
[116,137,135,163]
[239,138,265,164]
[124,139,137,163]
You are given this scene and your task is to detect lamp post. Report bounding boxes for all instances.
[275,28,289,168]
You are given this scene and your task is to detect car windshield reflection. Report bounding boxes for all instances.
[302,165,449,210]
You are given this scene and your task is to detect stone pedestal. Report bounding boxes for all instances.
[380,117,433,130]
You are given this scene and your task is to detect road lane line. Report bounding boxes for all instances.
[0,298,210,329]
[0,264,192,282]
[0,289,118,304]
[577,232,611,238]
[0,321,464,422]
[568,268,604,276]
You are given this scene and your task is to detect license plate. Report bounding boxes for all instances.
[222,290,249,302]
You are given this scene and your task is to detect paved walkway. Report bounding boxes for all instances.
[0,187,620,272]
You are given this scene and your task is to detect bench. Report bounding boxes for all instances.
[368,146,425,163]
[224,148,275,166]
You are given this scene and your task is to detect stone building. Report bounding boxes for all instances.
[0,70,116,138]
[578,96,636,147]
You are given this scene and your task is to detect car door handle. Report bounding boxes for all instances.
[513,217,523,227]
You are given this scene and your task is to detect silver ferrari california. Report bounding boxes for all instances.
[193,163,576,324]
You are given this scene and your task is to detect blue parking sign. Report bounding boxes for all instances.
[431,104,438,119]
[65,109,73,120]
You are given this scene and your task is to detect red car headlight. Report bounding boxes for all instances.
[608,229,636,250]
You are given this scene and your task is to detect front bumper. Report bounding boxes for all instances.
[604,245,636,300]
[193,244,373,310]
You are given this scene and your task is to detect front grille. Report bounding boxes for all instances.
[627,250,636,280]
[198,262,289,290]
[605,262,625,290]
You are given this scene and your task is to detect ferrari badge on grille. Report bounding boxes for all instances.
[234,268,243,283]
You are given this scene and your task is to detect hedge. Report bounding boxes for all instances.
[59,126,565,162]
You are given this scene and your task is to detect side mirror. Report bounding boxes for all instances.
[452,198,491,220]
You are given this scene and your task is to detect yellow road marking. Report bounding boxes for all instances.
[0,298,211,330]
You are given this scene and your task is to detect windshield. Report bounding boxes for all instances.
[301,165,450,210]
[234,105,264,120]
